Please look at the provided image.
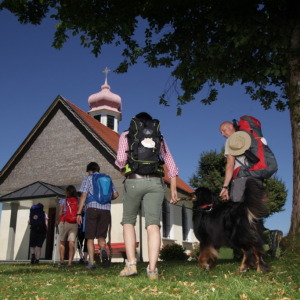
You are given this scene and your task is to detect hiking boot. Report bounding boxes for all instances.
[147,265,158,280]
[86,261,96,270]
[31,254,35,265]
[79,258,85,264]
[101,249,110,268]
[119,260,137,277]
[35,260,39,264]
[58,262,65,268]
[67,264,74,268]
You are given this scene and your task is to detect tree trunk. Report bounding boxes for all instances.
[287,20,300,237]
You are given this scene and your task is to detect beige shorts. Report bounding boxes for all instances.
[59,222,78,242]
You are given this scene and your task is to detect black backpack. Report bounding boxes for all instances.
[30,203,46,234]
[125,117,165,176]
[233,115,278,179]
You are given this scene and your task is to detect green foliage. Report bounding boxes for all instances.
[189,242,200,261]
[264,176,288,218]
[189,148,226,193]
[1,0,296,111]
[189,148,287,217]
[159,243,188,261]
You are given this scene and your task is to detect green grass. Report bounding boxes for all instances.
[0,238,299,300]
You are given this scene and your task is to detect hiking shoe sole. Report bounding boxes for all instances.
[101,250,110,268]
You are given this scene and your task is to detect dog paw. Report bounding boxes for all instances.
[204,263,210,271]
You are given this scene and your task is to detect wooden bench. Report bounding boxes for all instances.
[94,242,139,262]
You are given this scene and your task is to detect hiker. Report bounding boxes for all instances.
[220,116,277,202]
[219,121,262,202]
[77,162,119,270]
[219,121,241,201]
[28,203,48,264]
[220,117,280,259]
[115,112,178,280]
[57,185,79,268]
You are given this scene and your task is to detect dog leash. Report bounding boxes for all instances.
[163,198,214,212]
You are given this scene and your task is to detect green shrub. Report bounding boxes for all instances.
[189,242,200,261]
[159,243,188,261]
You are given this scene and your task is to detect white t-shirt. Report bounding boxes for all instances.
[225,140,247,170]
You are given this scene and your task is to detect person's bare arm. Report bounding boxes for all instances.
[220,154,235,200]
[170,176,178,204]
[76,193,87,225]
[111,192,119,200]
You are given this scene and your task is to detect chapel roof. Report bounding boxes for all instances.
[0,95,194,195]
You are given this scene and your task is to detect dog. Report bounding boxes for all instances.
[192,178,270,273]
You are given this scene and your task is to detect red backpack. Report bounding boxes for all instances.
[232,115,278,179]
[64,197,78,223]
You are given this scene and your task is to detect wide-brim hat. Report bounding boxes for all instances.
[227,131,251,156]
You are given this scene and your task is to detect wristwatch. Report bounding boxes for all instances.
[222,186,229,189]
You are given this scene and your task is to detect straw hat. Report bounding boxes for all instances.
[227,131,251,156]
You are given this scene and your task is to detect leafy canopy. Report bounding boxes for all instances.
[189,148,287,218]
[0,0,293,114]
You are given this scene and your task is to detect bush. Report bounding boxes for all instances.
[189,242,200,261]
[159,243,188,261]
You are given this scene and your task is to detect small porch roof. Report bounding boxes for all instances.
[0,181,65,209]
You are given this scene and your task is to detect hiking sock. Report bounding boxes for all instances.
[31,254,35,264]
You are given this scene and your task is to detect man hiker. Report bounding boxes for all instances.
[77,162,119,270]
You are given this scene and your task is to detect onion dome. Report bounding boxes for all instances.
[88,68,121,114]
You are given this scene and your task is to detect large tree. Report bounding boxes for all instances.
[189,148,287,218]
[1,0,299,236]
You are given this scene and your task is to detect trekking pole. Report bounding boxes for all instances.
[53,225,59,267]
[77,237,83,260]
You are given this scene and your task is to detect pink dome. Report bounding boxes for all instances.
[88,82,121,113]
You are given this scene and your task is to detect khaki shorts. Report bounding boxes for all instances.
[59,222,78,242]
[122,177,165,228]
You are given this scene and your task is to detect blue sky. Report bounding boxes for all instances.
[0,10,293,235]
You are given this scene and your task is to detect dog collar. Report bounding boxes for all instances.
[199,204,213,211]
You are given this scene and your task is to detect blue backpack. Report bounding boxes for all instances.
[30,203,46,233]
[89,173,113,204]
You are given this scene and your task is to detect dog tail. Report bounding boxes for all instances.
[243,178,268,225]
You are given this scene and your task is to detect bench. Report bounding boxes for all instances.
[94,242,139,262]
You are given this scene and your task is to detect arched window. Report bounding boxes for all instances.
[162,199,170,238]
[182,205,189,241]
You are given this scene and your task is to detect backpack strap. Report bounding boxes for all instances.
[232,119,239,131]
[160,135,167,154]
[235,157,245,166]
